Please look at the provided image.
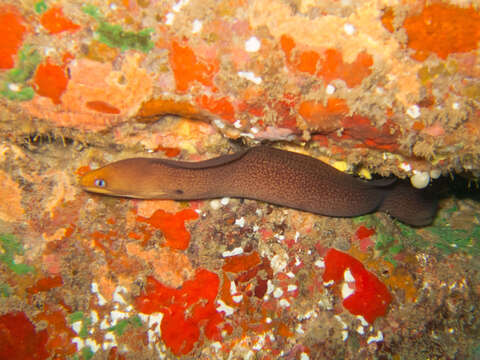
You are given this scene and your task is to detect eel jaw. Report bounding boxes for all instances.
[81,185,168,199]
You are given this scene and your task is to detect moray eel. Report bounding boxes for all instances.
[80,146,437,226]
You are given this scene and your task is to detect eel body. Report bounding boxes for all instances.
[80,146,437,226]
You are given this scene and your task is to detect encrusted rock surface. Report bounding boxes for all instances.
[0,1,480,359]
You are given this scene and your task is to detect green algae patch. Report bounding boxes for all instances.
[391,218,480,257]
[0,83,34,101]
[354,206,480,258]
[95,22,154,52]
[82,4,102,20]
[72,347,95,360]
[82,5,154,53]
[108,315,142,336]
[426,223,480,255]
[353,214,374,224]
[374,223,412,266]
[34,0,48,14]
[0,283,11,297]
[353,215,408,265]
[422,205,480,255]
[7,46,42,83]
[69,311,91,339]
[0,45,41,101]
[69,311,84,323]
[82,347,94,360]
[0,234,34,274]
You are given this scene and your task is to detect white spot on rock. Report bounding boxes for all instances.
[300,353,310,360]
[8,83,20,92]
[103,332,117,349]
[357,315,369,327]
[232,294,243,303]
[213,119,225,129]
[344,268,355,282]
[323,280,334,287]
[400,162,412,172]
[252,334,266,351]
[344,23,355,35]
[192,19,202,33]
[72,321,82,334]
[407,105,420,119]
[341,282,355,299]
[274,233,285,241]
[266,280,274,295]
[113,286,127,304]
[172,0,190,12]
[326,84,335,94]
[235,217,245,227]
[100,319,110,330]
[230,281,237,295]
[245,36,261,52]
[315,259,325,268]
[335,315,348,329]
[271,253,288,273]
[85,339,100,353]
[90,311,98,324]
[72,337,84,350]
[210,199,222,210]
[295,256,301,266]
[222,247,244,257]
[111,310,128,326]
[165,12,175,25]
[287,284,298,292]
[216,299,235,316]
[367,331,384,344]
[91,282,107,306]
[273,287,284,298]
[238,71,262,84]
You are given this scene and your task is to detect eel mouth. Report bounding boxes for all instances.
[81,185,112,196]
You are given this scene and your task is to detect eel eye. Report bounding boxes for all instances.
[94,179,106,188]
[175,189,184,195]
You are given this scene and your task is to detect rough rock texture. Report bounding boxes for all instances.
[0,1,480,359]
[1,0,480,176]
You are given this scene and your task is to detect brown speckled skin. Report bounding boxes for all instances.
[217,147,385,217]
[81,146,437,226]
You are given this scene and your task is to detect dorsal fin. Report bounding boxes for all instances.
[153,148,249,169]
